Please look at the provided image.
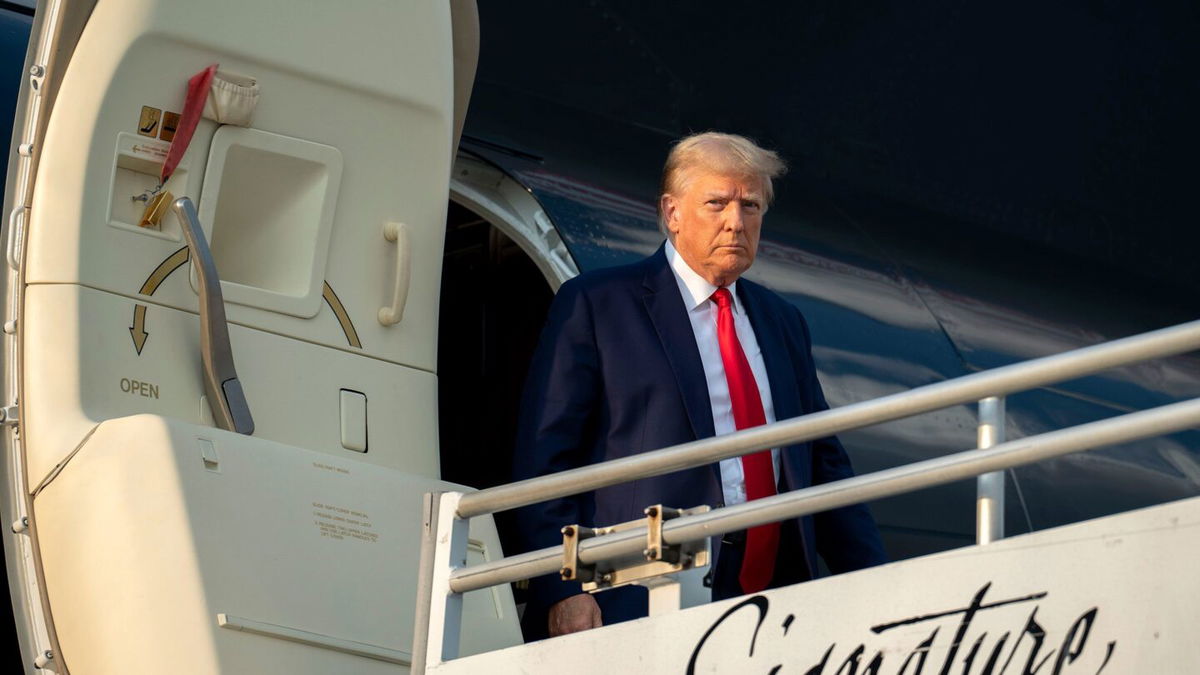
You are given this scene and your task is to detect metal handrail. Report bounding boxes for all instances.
[448,396,1200,594]
[415,319,1200,670]
[456,319,1200,519]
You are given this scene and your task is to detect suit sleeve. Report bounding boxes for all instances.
[793,308,889,573]
[512,278,603,609]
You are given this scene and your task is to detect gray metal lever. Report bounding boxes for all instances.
[172,197,254,435]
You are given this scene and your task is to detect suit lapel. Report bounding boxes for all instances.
[641,247,716,442]
[738,282,801,425]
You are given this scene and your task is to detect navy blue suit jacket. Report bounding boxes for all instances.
[514,245,886,634]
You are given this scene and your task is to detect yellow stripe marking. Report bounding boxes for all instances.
[139,246,190,296]
[323,281,362,349]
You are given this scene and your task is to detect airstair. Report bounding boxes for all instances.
[2,1,1196,671]
[413,321,1200,673]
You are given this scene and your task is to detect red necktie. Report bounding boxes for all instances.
[712,288,779,594]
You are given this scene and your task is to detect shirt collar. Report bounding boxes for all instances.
[664,239,742,314]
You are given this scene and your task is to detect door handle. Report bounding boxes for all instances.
[378,221,411,326]
[171,197,254,435]
[6,206,27,269]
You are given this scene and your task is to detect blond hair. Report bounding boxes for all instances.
[658,132,787,229]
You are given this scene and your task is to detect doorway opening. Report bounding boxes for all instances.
[437,199,555,541]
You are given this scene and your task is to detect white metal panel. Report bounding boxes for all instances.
[25,0,454,370]
[7,1,462,672]
[21,285,439,488]
[34,415,520,674]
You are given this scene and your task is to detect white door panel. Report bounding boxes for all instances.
[6,2,489,670]
[34,415,518,674]
[26,3,451,371]
[23,284,441,490]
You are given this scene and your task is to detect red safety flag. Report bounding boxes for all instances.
[160,64,217,185]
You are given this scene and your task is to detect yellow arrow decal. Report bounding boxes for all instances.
[137,252,362,350]
[130,304,149,355]
[323,281,362,349]
[140,246,190,296]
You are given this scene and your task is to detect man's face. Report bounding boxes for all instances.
[662,170,765,287]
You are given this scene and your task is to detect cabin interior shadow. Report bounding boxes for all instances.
[438,199,553,561]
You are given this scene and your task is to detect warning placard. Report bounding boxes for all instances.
[160,111,180,142]
[138,106,162,138]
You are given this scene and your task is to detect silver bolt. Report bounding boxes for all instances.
[29,65,44,78]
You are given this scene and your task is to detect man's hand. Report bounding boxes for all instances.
[548,593,602,636]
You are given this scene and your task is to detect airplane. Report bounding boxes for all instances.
[445,0,1200,574]
[0,0,1194,672]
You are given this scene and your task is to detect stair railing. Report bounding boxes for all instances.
[412,319,1200,671]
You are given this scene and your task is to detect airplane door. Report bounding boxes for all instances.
[2,1,517,673]
[20,0,455,478]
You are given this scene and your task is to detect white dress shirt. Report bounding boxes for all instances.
[665,240,780,506]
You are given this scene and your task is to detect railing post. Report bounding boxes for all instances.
[639,575,682,617]
[976,397,1006,544]
[411,491,468,672]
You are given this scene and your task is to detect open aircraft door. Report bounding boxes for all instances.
[0,1,517,672]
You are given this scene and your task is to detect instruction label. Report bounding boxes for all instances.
[312,461,349,475]
[312,501,378,544]
[130,140,169,162]
[138,106,162,138]
[160,111,180,142]
[120,377,159,399]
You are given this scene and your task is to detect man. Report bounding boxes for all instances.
[514,132,886,640]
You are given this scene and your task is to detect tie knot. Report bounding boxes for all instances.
[712,287,733,310]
